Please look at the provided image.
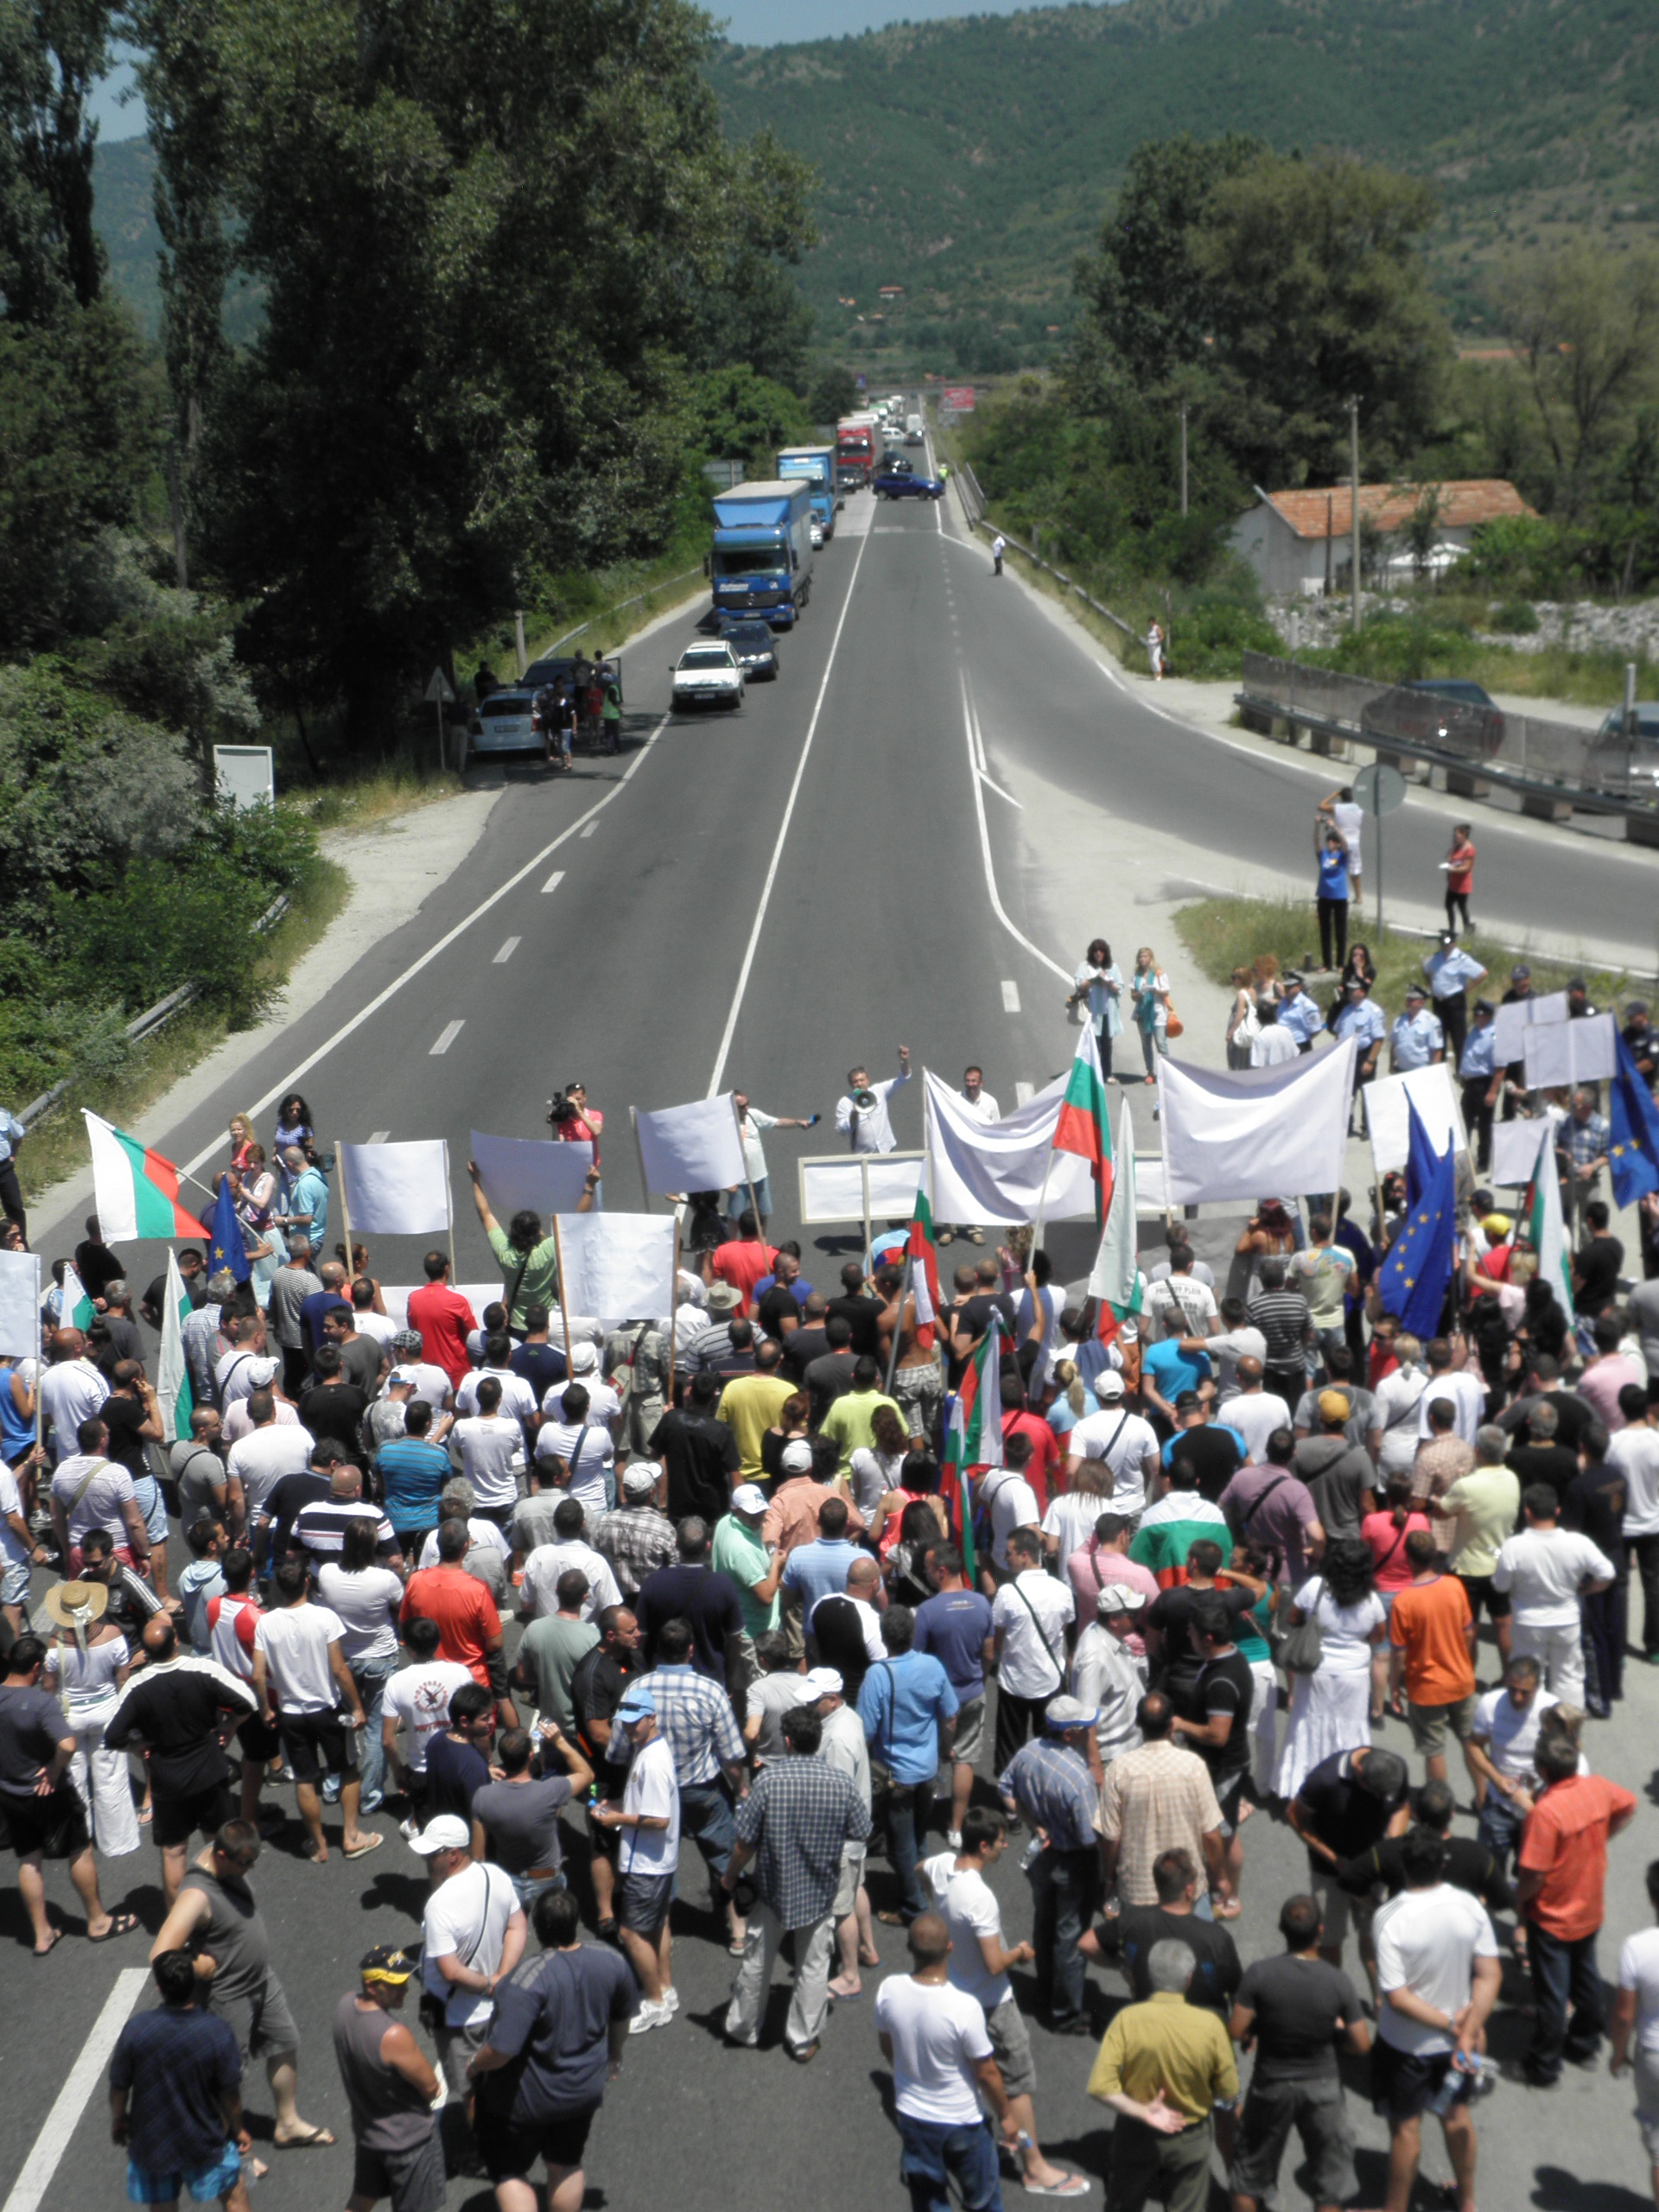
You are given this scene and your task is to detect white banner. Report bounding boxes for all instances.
[924,1070,1097,1226]
[0,1248,40,1361]
[470,1132,594,1220]
[338,1140,452,1236]
[1364,1064,1467,1176]
[634,1096,746,1196]
[552,1213,677,1325]
[1156,1039,1356,1205]
[1491,1117,1551,1188]
[1522,1012,1618,1090]
[1491,988,1567,1065]
[798,1152,926,1225]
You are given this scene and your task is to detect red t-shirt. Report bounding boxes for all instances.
[407,1281,479,1389]
[556,1108,602,1167]
[1447,840,1476,893]
[1368,1342,1401,1391]
[709,1240,780,1319]
[399,1565,499,1687]
[1520,1772,1637,1941]
[1361,1509,1432,1593]
[1001,1409,1058,1512]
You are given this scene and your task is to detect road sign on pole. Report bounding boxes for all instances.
[425,667,455,772]
[1353,762,1407,938]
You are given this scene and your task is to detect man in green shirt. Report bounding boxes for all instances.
[713,1486,787,1640]
[513,1567,599,1731]
[467,1160,600,1335]
[819,1357,902,1478]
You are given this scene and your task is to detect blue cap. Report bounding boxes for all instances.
[616,1691,656,1719]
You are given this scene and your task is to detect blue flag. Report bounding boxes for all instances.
[1376,1099,1456,1338]
[1610,1033,1659,1210]
[207,1176,251,1284]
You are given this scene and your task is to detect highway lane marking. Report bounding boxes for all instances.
[961,677,1072,989]
[980,772,1021,810]
[1015,1080,1034,1105]
[429,1020,465,1055]
[707,518,878,1096]
[368,1130,390,1143]
[1001,981,1021,1013]
[581,822,597,837]
[541,869,565,893]
[178,715,675,1179]
[3,1966,148,2212]
[493,937,520,963]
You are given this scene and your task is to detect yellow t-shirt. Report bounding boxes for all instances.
[1087,1993,1238,2123]
[819,1388,904,1477]
[716,1374,796,1479]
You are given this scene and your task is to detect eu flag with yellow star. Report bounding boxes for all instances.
[207,1175,251,1285]
[1376,1099,1456,1337]
[1610,1033,1659,1209]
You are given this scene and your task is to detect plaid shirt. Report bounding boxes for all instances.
[606,1663,742,1785]
[592,1504,677,1599]
[997,1738,1102,1853]
[734,1753,871,1928]
[1564,1112,1611,1173]
[1099,1740,1222,1907]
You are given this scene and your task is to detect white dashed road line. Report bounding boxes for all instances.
[1001,981,1021,1014]
[2,1967,148,2212]
[580,821,597,838]
[368,1130,391,1143]
[493,938,520,963]
[429,1021,464,1056]
[541,870,565,894]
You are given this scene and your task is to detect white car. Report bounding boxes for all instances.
[671,640,745,710]
[810,517,824,548]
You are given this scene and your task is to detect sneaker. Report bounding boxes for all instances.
[946,1830,963,1850]
[664,1986,680,2014]
[629,1999,673,2036]
[399,1816,422,1842]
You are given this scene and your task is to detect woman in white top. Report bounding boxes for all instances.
[850,1405,911,1531]
[1274,1537,1387,1802]
[1226,966,1259,1071]
[1367,1333,1428,1477]
[316,1517,404,1815]
[1069,938,1123,1082]
[1130,949,1171,1084]
[45,1610,141,1857]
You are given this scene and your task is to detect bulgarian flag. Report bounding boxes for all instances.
[156,1248,194,1443]
[1052,1021,1113,1228]
[907,1179,941,1351]
[942,1323,1005,1582]
[1088,1096,1145,1344]
[1522,1120,1575,1324]
[60,1259,95,1331]
[83,1110,202,1241]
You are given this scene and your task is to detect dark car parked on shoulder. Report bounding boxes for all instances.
[1360,676,1505,760]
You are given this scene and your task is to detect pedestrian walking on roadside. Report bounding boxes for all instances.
[1440,823,1477,934]
[332,1944,443,2212]
[1131,950,1172,1082]
[0,1630,138,1953]
[1146,620,1165,679]
[992,533,1006,576]
[1313,824,1351,973]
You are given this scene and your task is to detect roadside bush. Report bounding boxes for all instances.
[1167,590,1281,678]
[1490,598,1540,633]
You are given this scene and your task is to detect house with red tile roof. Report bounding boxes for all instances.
[1230,479,1535,595]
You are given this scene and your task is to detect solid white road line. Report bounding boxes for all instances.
[493,938,520,963]
[2,1967,149,2212]
[979,772,1022,810]
[706,520,877,1096]
[179,715,674,1179]
[1001,980,1021,1014]
[429,1021,464,1055]
[962,678,1071,988]
[541,869,565,894]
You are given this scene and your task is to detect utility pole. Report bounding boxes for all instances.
[1179,405,1189,518]
[1349,397,1361,636]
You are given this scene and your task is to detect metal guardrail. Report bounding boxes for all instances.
[16,893,291,1128]
[534,568,706,664]
[952,467,1136,640]
[1236,652,1658,827]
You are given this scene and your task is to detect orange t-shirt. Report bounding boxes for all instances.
[400,1564,499,1687]
[1520,1774,1638,1941]
[1388,1572,1475,1705]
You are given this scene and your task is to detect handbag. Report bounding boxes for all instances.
[1280,1579,1325,1675]
[1165,1001,1185,1040]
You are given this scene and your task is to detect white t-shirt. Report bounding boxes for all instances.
[423,1861,518,2027]
[454,1365,538,1426]
[1225,1392,1294,1468]
[254,1603,346,1714]
[221,1395,301,1444]
[737,1108,779,1182]
[874,1973,993,2126]
[230,1425,317,1515]
[1250,1025,1300,1068]
[384,1660,474,1772]
[452,1415,524,1510]
[849,1446,906,1519]
[520,1540,624,1621]
[976,1471,1039,1571]
[214,1346,264,1411]
[1374,1884,1499,2056]
[1470,1686,1567,1784]
[315,1564,404,1664]
[1205,1326,1267,1399]
[1141,1274,1218,1342]
[1067,1408,1160,1516]
[534,1421,613,1522]
[1370,1367,1429,1473]
[1492,1528,1615,1628]
[1611,1426,1659,1539]
[992,1570,1074,1698]
[619,1735,680,1875]
[418,1519,512,1571]
[0,1464,28,1567]
[52,1456,136,1545]
[1040,1490,1099,1566]
[40,1359,110,1462]
[1332,798,1363,868]
[1620,1927,1659,2055]
[539,1378,621,1427]
[1414,1368,1484,1445]
[353,1311,399,1350]
[922,1853,1010,2008]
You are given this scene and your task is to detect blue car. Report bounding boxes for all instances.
[874,468,944,499]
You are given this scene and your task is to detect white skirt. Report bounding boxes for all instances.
[1249,1657,1280,1800]
[1274,1660,1371,1803]
[67,1699,143,1859]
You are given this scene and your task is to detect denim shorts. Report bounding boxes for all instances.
[132,1473,169,1544]
[126,2142,242,2204]
[1,1557,30,1605]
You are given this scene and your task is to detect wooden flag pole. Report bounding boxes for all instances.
[630,1107,652,1211]
[335,1139,353,1287]
[443,1140,457,1277]
[668,1220,682,1389]
[550,1211,574,1374]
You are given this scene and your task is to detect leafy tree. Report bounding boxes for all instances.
[808,362,858,424]
[689,365,811,464]
[0,0,112,320]
[1505,241,1659,517]
[687,129,816,391]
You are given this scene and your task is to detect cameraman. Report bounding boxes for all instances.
[550,1084,605,1205]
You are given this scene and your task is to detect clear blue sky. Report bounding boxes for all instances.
[90,0,1051,137]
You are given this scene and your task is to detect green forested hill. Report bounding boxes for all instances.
[706,0,1659,362]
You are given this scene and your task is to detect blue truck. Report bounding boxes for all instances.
[709,480,815,629]
[775,444,837,541]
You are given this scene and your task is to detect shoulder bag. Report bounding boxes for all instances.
[1008,1576,1065,1694]
[1279,1576,1325,1675]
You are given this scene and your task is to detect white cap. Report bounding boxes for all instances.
[731,1483,768,1515]
[781,1440,815,1474]
[622,1463,659,1497]
[1096,1370,1126,1400]
[803,1667,843,1699]
[247,1356,280,1387]
[408,1815,471,1855]
[569,1342,599,1375]
[1096,1582,1147,1615]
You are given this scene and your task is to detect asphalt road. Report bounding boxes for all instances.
[10,414,1659,2211]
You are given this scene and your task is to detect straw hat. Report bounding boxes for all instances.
[43,1580,108,1630]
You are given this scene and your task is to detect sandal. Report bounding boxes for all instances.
[33,1927,63,1958]
[343,1833,384,1860]
[89,1912,139,1942]
[1211,1895,1243,1920]
[275,2126,336,2150]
